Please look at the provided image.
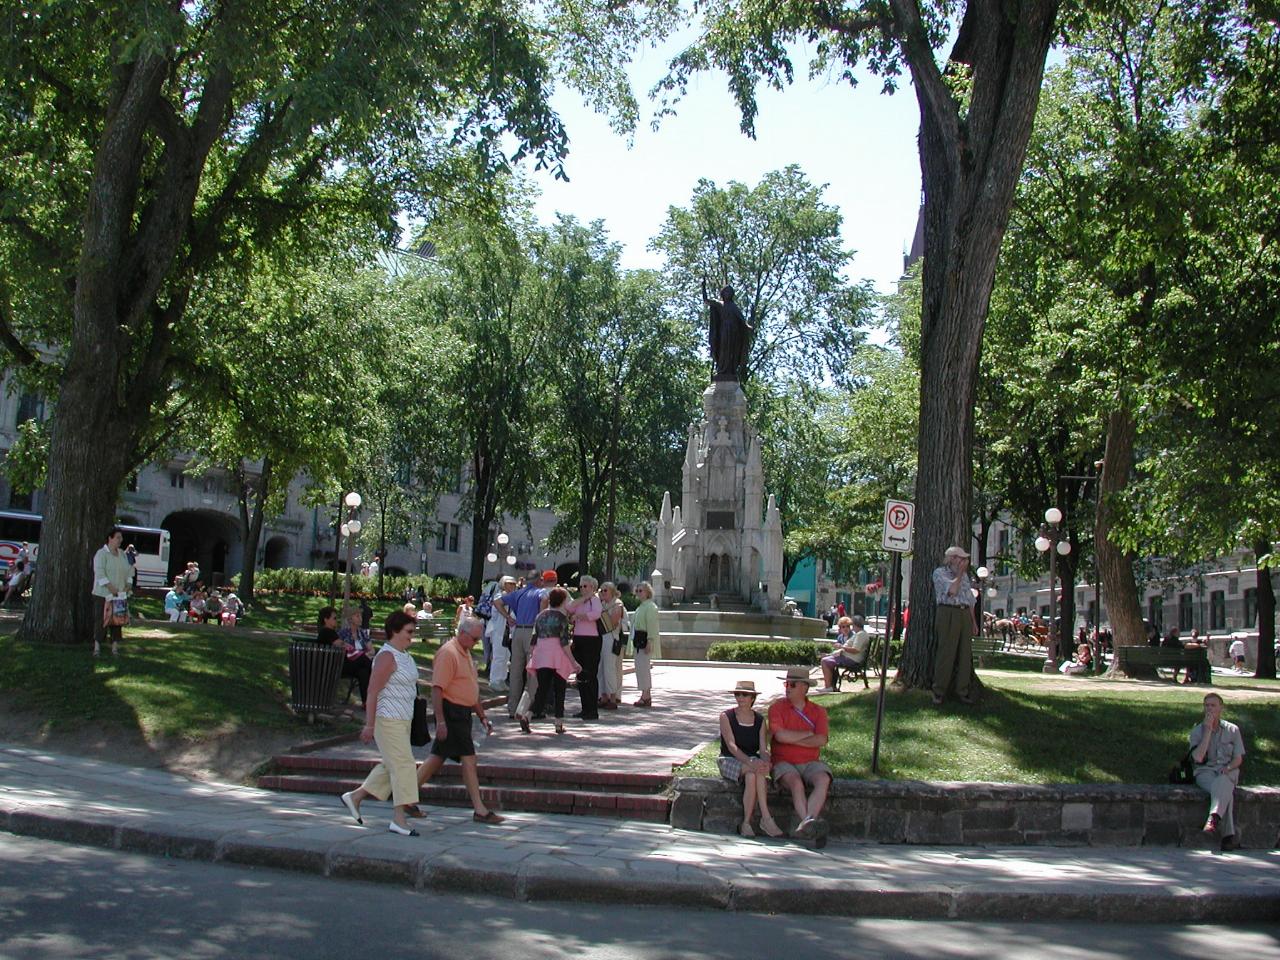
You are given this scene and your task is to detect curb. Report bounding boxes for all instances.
[3,805,1276,922]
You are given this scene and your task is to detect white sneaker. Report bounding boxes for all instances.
[813,686,834,694]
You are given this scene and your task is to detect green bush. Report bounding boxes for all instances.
[253,568,467,600]
[706,640,822,665]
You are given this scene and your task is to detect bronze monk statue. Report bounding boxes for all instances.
[703,279,753,382]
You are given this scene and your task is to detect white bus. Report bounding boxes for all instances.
[0,511,171,590]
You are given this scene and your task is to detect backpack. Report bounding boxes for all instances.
[475,582,498,621]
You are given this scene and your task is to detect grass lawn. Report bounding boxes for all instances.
[677,670,1280,785]
[0,620,460,741]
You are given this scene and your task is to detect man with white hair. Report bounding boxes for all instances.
[931,545,979,706]
[413,616,504,825]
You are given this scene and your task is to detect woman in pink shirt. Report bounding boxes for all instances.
[566,575,604,721]
[520,587,580,735]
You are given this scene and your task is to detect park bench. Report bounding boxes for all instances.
[1116,645,1211,684]
[972,635,1006,667]
[830,632,895,690]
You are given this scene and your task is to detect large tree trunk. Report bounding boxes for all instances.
[1097,407,1147,672]
[18,52,231,645]
[892,0,1059,689]
[1253,537,1276,680]
[20,372,142,644]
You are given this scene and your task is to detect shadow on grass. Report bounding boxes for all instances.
[813,679,1279,785]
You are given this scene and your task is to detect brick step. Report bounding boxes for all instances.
[266,754,670,793]
[259,773,671,822]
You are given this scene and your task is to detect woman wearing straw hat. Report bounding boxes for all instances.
[718,680,784,837]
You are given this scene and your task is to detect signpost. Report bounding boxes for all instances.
[872,499,913,774]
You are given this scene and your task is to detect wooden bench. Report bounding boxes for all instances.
[972,635,1005,667]
[1116,645,1212,683]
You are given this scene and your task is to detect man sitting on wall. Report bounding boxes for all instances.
[768,666,833,848]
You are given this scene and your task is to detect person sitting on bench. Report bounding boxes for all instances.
[816,616,870,692]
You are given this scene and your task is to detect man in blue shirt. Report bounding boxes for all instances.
[493,569,557,718]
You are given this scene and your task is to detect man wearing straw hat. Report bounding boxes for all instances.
[767,666,832,846]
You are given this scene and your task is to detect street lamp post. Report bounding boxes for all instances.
[340,491,362,613]
[972,565,998,638]
[1035,507,1071,672]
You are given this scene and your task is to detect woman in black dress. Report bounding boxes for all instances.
[718,680,783,837]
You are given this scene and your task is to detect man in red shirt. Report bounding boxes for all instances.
[768,666,832,847]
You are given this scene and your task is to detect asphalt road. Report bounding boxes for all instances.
[2,835,1277,960]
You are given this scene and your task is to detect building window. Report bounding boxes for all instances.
[170,471,185,489]
[15,392,44,426]
[126,472,139,492]
[448,524,460,553]
[997,528,1011,576]
[1210,590,1225,631]
[1149,596,1163,633]
[1039,604,1050,618]
[7,485,32,510]
[1243,588,1257,628]
[1228,576,1239,596]
[435,524,446,551]
[1178,592,1193,631]
[202,476,219,494]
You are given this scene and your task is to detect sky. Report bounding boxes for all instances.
[525,39,924,298]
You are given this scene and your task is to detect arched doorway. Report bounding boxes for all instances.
[162,510,242,587]
[264,536,291,570]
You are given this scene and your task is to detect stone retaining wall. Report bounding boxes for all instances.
[670,777,1280,848]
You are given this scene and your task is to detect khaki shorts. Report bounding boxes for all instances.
[772,760,832,789]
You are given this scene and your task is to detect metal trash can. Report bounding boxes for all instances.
[289,642,344,718]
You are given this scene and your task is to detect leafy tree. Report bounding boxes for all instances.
[0,1,596,644]
[181,259,397,604]
[651,165,872,387]
[411,201,552,598]
[656,0,1063,687]
[534,219,701,577]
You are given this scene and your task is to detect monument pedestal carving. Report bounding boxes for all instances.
[655,382,784,611]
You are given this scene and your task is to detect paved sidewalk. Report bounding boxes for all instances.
[2,744,1276,922]
[309,661,790,772]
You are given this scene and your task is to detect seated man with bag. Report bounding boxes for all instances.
[768,666,833,847]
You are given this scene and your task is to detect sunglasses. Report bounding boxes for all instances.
[786,680,808,687]
[734,692,755,698]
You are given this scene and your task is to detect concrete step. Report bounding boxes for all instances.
[259,755,672,822]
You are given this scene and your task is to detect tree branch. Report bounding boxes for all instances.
[0,283,41,367]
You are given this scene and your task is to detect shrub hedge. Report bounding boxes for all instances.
[705,640,822,665]
[253,568,468,600]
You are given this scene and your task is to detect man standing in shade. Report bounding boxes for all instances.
[931,545,979,706]
[493,569,556,718]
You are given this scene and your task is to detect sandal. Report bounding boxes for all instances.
[760,818,784,838]
[518,715,531,734]
[404,805,426,819]
[473,811,505,825]
[737,821,755,838]
[555,721,565,734]
[633,697,652,707]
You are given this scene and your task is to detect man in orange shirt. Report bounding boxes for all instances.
[415,617,504,824]
[768,666,832,847]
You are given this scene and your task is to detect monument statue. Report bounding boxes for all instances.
[702,279,753,382]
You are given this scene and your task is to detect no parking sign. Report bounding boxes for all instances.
[882,499,914,553]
